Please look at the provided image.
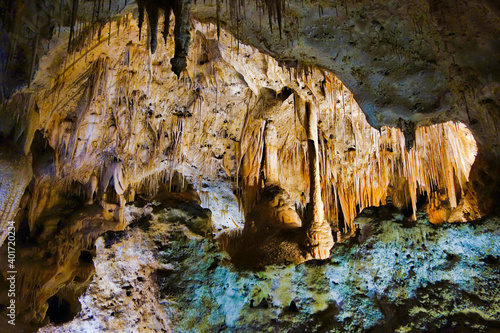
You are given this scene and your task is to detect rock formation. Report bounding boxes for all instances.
[0,143,32,246]
[303,100,334,259]
[0,0,498,330]
[41,196,500,333]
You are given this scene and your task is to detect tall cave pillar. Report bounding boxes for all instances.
[305,102,334,259]
[264,121,279,184]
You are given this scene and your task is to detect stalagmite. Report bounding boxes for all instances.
[304,101,334,259]
[264,120,279,184]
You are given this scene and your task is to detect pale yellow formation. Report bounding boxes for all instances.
[0,145,32,246]
[304,101,334,259]
[264,121,279,184]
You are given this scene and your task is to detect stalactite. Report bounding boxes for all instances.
[138,0,145,40]
[216,0,221,39]
[171,0,192,76]
[236,61,477,237]
[263,0,285,38]
[162,7,172,45]
[8,17,481,286]
[68,0,79,52]
[145,1,160,53]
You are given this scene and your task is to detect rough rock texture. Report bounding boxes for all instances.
[159,207,500,332]
[0,142,32,246]
[246,185,302,232]
[192,0,500,134]
[38,211,172,332]
[0,1,496,328]
[0,203,123,325]
[0,11,478,242]
[41,200,500,332]
[37,193,213,333]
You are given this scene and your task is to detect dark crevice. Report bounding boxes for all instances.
[46,295,73,324]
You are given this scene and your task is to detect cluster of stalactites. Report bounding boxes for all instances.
[137,0,191,76]
[134,0,289,76]
[12,50,189,232]
[5,13,478,243]
[65,0,132,54]
[237,67,477,237]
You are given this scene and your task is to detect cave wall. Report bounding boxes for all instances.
[39,198,500,333]
[0,9,480,242]
[192,0,500,133]
[1,0,498,217]
[0,0,497,326]
[191,0,500,212]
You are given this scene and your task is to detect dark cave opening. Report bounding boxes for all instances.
[46,295,73,324]
[78,250,93,264]
[288,300,299,312]
[30,130,56,172]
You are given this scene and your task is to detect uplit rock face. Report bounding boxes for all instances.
[38,207,172,333]
[0,143,32,246]
[44,200,500,332]
[191,0,500,212]
[0,203,123,324]
[192,0,500,133]
[1,0,499,219]
[0,11,479,243]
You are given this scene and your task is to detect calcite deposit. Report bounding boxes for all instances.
[0,0,498,331]
[0,143,32,246]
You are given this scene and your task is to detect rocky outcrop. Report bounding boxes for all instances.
[0,8,481,265]
[0,203,124,325]
[38,211,172,332]
[191,0,500,132]
[0,1,488,229]
[41,199,500,332]
[191,0,500,214]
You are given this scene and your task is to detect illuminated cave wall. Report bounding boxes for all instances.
[1,12,479,241]
[0,0,496,325]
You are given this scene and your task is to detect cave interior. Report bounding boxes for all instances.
[0,0,499,331]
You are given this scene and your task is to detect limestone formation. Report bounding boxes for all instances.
[304,101,334,259]
[42,201,500,333]
[0,0,498,330]
[0,143,32,247]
